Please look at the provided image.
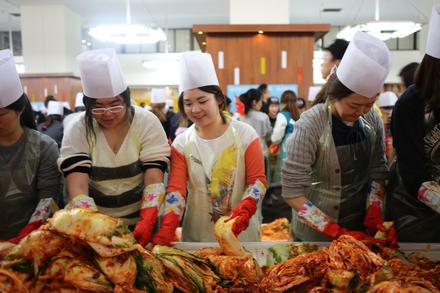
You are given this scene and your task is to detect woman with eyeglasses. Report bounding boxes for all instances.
[281,32,396,246]
[58,49,170,246]
[0,49,61,243]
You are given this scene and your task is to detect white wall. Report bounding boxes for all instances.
[118,53,182,86]
[387,50,423,83]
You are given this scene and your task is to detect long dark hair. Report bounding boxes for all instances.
[5,93,36,130]
[312,73,354,106]
[280,90,300,121]
[83,87,132,142]
[178,85,227,124]
[414,54,440,112]
[240,88,262,114]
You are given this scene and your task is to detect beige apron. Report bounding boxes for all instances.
[291,102,376,241]
[181,123,261,242]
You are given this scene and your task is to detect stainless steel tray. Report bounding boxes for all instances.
[173,241,440,266]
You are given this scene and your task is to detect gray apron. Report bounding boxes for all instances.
[386,111,440,242]
[0,128,41,239]
[292,103,376,241]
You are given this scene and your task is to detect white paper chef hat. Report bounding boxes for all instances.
[0,49,24,108]
[151,88,167,104]
[62,101,71,110]
[336,31,390,98]
[75,92,84,108]
[179,52,219,93]
[47,101,64,116]
[77,48,127,99]
[376,91,398,108]
[426,4,440,59]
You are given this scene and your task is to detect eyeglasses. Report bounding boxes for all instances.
[91,105,124,115]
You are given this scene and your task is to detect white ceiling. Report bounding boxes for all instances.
[0,0,437,31]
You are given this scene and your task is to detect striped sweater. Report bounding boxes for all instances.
[58,106,170,225]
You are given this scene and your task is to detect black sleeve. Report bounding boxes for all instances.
[391,86,429,196]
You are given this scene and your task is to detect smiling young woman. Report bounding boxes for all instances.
[58,48,170,246]
[152,52,267,244]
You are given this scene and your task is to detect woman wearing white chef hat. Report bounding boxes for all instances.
[149,88,175,139]
[151,52,266,244]
[0,49,61,243]
[387,4,440,242]
[58,48,170,246]
[37,100,64,147]
[281,31,396,246]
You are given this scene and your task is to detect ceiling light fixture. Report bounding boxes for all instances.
[88,0,166,44]
[337,0,422,41]
[258,30,264,34]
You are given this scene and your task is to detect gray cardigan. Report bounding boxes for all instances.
[281,103,388,198]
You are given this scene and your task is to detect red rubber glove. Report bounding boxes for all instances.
[6,221,43,244]
[133,207,158,246]
[6,198,59,244]
[151,191,185,246]
[364,202,383,233]
[133,183,166,247]
[152,212,180,246]
[225,197,257,236]
[364,203,398,248]
[323,221,385,246]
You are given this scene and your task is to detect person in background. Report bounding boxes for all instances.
[153,52,266,244]
[398,62,419,91]
[296,97,307,114]
[267,97,280,128]
[0,49,60,243]
[240,88,272,158]
[37,100,64,147]
[321,39,349,79]
[225,96,233,117]
[258,83,271,114]
[376,91,398,161]
[387,4,440,242]
[150,88,175,139]
[270,89,300,182]
[58,48,170,247]
[282,32,395,246]
[63,92,86,128]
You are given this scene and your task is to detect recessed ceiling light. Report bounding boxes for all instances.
[202,42,206,45]
[198,31,203,35]
[322,8,342,12]
[258,30,264,34]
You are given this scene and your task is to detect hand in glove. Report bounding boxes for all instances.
[66,194,97,211]
[7,198,59,244]
[133,183,165,246]
[226,197,257,236]
[418,181,440,214]
[225,180,266,236]
[152,192,185,246]
[298,200,385,245]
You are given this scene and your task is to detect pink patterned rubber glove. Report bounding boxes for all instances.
[418,181,440,214]
[66,194,98,211]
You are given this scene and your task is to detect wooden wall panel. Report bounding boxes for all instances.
[19,74,82,108]
[205,32,316,97]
